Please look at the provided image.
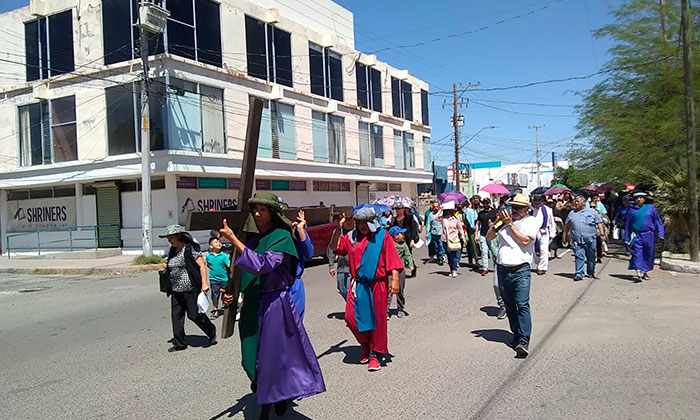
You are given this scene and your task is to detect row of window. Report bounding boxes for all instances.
[16,87,430,170]
[22,5,429,126]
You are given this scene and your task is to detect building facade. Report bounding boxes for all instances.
[0,0,432,253]
[464,160,570,197]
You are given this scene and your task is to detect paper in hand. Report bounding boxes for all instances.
[414,239,425,249]
[197,291,210,314]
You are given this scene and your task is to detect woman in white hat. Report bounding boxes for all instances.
[440,201,466,278]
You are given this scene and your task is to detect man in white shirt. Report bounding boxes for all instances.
[485,194,539,358]
[530,194,556,275]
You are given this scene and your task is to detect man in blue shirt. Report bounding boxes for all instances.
[563,195,605,281]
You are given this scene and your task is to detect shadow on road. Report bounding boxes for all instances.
[471,329,514,347]
[609,273,640,282]
[316,339,394,366]
[553,272,577,280]
[479,306,500,317]
[185,335,212,347]
[209,393,312,420]
[326,312,345,320]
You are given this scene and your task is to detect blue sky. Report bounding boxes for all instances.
[3,0,621,167]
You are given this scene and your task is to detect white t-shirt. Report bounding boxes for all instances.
[497,214,540,267]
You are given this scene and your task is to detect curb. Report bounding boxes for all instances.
[0,264,163,276]
[660,260,700,275]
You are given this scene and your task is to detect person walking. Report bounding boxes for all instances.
[289,209,314,321]
[530,194,556,275]
[161,225,217,352]
[331,205,402,372]
[625,192,665,281]
[219,192,325,418]
[329,214,355,301]
[463,196,481,267]
[387,226,414,319]
[475,198,506,319]
[392,206,419,277]
[615,195,632,255]
[426,201,445,265]
[485,194,539,357]
[562,195,605,281]
[441,201,465,278]
[424,201,436,259]
[206,236,230,319]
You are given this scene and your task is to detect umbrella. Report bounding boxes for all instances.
[596,183,616,193]
[354,203,391,215]
[582,185,599,192]
[544,186,569,195]
[374,194,415,208]
[531,186,548,195]
[480,183,511,195]
[438,190,468,205]
[552,183,567,188]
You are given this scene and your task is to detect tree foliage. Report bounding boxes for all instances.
[570,0,700,184]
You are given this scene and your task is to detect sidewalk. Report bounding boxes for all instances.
[0,254,162,275]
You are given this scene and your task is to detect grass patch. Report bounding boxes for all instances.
[29,268,58,275]
[133,255,165,265]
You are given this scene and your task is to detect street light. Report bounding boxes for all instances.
[459,125,499,150]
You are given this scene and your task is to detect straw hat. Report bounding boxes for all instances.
[507,193,531,208]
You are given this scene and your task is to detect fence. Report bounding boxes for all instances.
[5,225,121,258]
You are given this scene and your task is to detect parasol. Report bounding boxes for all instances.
[374,194,415,208]
[481,183,511,195]
[531,186,548,195]
[438,190,468,205]
[544,186,569,195]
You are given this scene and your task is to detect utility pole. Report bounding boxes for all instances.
[529,124,544,188]
[139,6,152,257]
[446,82,478,191]
[136,1,168,256]
[681,0,699,261]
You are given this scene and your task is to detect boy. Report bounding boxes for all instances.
[387,226,414,319]
[206,236,231,319]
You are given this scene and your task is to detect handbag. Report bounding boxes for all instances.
[159,269,172,294]
[447,234,461,251]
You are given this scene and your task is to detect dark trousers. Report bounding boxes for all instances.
[497,263,532,346]
[387,271,406,312]
[171,291,216,348]
[465,231,479,265]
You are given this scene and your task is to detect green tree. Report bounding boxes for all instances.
[570,0,700,184]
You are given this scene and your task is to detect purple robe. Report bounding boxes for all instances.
[624,204,665,273]
[236,247,326,405]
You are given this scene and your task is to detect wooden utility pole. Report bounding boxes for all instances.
[681,0,699,261]
[529,125,544,188]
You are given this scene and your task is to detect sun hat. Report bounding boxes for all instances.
[388,226,407,237]
[352,205,380,234]
[159,224,188,238]
[442,201,456,211]
[507,193,531,208]
[246,192,294,231]
[632,191,648,197]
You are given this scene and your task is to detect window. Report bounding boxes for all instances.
[259,101,296,159]
[19,96,77,166]
[391,77,413,120]
[313,181,350,191]
[8,190,29,201]
[393,130,414,170]
[101,0,221,67]
[25,10,75,81]
[389,183,402,192]
[166,78,225,152]
[105,82,165,156]
[369,182,388,192]
[421,90,429,125]
[245,16,292,87]
[312,111,346,164]
[355,63,382,112]
[359,122,384,168]
[423,136,432,171]
[309,43,343,101]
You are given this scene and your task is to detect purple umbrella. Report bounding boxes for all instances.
[544,186,569,195]
[438,190,468,205]
[374,194,415,208]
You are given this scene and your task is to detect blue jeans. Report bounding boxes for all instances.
[478,234,498,272]
[336,272,351,301]
[430,234,444,261]
[572,240,597,278]
[446,248,461,271]
[497,264,532,345]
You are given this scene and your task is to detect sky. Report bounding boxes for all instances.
[3,0,623,167]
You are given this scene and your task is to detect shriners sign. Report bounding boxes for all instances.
[8,197,77,232]
[177,189,238,225]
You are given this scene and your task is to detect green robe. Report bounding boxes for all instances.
[238,228,298,381]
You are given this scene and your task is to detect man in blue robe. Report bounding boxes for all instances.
[625,192,665,281]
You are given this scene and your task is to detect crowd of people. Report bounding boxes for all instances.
[155,186,665,419]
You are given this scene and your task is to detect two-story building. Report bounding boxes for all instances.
[0,0,432,253]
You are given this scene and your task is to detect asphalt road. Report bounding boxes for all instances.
[1,248,698,420]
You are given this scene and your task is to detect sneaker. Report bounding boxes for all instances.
[451,271,457,278]
[167,345,187,353]
[642,272,650,280]
[368,356,381,371]
[537,270,546,275]
[397,310,405,319]
[497,307,507,319]
[437,259,444,266]
[359,346,370,364]
[574,276,583,282]
[588,273,598,279]
[515,342,529,358]
[481,270,488,276]
[210,311,220,320]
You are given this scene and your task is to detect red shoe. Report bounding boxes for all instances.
[368,356,381,371]
[481,270,488,276]
[359,346,370,364]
